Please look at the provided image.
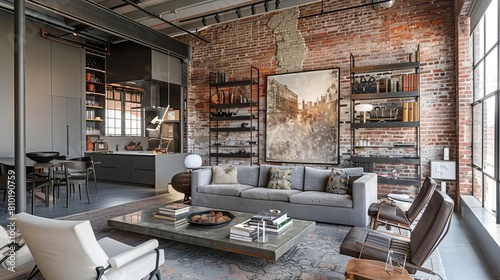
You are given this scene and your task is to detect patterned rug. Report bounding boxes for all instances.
[1,193,446,280]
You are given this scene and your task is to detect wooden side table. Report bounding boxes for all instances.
[171,172,192,202]
[345,259,413,280]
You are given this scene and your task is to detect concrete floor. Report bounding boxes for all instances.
[0,181,498,279]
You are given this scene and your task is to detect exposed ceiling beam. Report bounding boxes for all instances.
[26,0,191,59]
[122,0,217,21]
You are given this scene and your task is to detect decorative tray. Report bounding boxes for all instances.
[186,210,235,226]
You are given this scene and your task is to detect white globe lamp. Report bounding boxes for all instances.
[184,154,202,171]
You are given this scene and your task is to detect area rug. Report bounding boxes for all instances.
[2,193,446,280]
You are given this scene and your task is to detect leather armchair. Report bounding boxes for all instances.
[15,212,164,280]
[340,190,454,276]
[368,177,436,234]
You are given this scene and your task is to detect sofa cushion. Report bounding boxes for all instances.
[258,165,305,191]
[325,168,349,195]
[197,184,255,197]
[240,188,301,201]
[211,166,238,184]
[290,191,353,208]
[267,167,293,190]
[304,167,331,191]
[236,166,260,186]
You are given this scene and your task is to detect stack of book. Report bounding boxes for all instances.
[249,210,293,234]
[229,219,259,242]
[153,203,190,227]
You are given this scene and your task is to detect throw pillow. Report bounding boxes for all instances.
[325,168,349,195]
[267,168,294,190]
[211,166,238,184]
[347,175,362,196]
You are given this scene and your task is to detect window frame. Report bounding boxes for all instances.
[105,86,143,137]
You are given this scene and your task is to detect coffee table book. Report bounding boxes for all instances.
[230,219,258,236]
[251,210,288,225]
[153,211,190,221]
[159,203,190,215]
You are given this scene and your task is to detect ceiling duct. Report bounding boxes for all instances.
[26,0,192,59]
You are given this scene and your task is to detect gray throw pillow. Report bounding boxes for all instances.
[211,166,238,184]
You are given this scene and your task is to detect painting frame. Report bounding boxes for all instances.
[265,68,340,165]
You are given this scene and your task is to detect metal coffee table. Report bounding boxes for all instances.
[107,205,315,260]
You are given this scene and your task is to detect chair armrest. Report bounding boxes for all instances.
[374,202,412,230]
[107,239,159,269]
[351,173,378,227]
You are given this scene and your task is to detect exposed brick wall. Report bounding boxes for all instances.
[179,0,464,198]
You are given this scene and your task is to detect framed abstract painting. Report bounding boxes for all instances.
[265,68,340,164]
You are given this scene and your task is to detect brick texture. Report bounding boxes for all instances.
[178,0,471,199]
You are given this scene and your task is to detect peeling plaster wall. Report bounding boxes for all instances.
[268,8,306,73]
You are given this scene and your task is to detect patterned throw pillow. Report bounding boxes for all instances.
[325,169,349,195]
[267,168,294,190]
[211,166,238,184]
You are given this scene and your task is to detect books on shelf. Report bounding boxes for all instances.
[158,203,190,215]
[251,210,288,225]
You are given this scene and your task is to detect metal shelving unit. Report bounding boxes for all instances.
[350,46,421,187]
[209,66,260,165]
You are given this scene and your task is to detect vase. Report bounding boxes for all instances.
[86,136,94,151]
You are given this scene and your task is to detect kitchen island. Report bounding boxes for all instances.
[85,151,188,189]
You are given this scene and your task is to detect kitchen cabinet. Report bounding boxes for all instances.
[52,96,82,158]
[350,47,421,186]
[208,66,260,165]
[86,152,187,188]
[85,51,106,136]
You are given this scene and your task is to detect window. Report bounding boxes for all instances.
[472,0,499,222]
[105,86,143,137]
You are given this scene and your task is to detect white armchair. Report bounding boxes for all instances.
[15,212,164,280]
[0,225,33,271]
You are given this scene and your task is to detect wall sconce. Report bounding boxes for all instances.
[202,17,207,26]
[251,5,256,15]
[215,13,221,23]
[236,8,242,18]
[264,1,270,12]
[275,0,280,9]
[355,104,374,123]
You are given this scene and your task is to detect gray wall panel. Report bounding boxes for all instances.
[51,42,83,99]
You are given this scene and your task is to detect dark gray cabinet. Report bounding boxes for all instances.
[86,152,187,188]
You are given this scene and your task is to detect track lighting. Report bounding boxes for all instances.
[236,8,242,18]
[275,0,280,9]
[215,13,220,23]
[72,28,78,36]
[202,17,207,26]
[251,5,256,15]
[264,1,270,12]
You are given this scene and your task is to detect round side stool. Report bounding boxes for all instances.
[171,172,192,202]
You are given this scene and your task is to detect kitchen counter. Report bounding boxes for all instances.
[85,152,188,189]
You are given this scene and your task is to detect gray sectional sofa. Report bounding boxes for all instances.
[191,165,377,227]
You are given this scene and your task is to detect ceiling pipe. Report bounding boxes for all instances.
[121,0,210,44]
[298,0,394,19]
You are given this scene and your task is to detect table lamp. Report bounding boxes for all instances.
[184,154,202,172]
[355,104,374,123]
